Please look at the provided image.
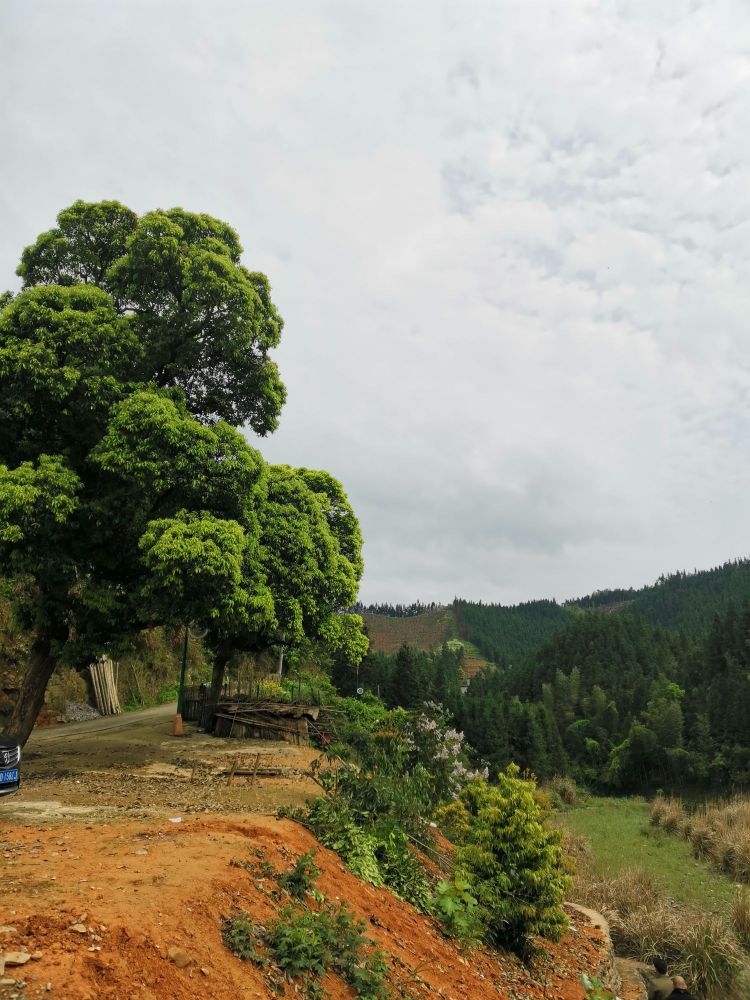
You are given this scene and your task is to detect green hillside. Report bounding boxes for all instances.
[362,559,750,683]
[453,598,573,667]
[570,558,750,638]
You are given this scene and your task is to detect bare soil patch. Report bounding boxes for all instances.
[0,707,617,998]
[5,703,322,823]
[0,813,610,1000]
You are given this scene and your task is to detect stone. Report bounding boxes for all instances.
[3,953,31,967]
[167,947,193,969]
[69,924,88,934]
[0,928,17,935]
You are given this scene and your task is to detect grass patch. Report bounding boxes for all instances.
[559,797,736,912]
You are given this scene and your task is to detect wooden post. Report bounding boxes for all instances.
[250,753,261,787]
[90,661,103,715]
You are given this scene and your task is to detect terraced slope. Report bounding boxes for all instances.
[362,607,492,677]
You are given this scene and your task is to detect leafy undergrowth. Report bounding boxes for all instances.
[219,818,612,1000]
[223,890,389,999]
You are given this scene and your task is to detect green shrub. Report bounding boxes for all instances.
[278,851,322,900]
[374,828,431,911]
[223,904,390,999]
[157,681,179,703]
[434,799,472,844]
[429,877,483,944]
[304,792,432,907]
[456,765,571,954]
[307,796,384,886]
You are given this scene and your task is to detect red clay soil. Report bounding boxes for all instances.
[0,814,611,1000]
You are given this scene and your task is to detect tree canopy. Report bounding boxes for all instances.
[0,200,366,743]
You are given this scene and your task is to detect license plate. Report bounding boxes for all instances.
[0,769,18,784]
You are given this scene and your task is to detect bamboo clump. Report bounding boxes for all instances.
[89,655,122,716]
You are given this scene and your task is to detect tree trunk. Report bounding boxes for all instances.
[5,630,57,746]
[202,641,232,731]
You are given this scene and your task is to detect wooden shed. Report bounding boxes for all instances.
[213,701,320,745]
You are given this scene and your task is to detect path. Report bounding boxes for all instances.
[2,703,322,824]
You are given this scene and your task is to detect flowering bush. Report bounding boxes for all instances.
[409,702,488,800]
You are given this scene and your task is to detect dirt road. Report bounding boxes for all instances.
[1,704,322,824]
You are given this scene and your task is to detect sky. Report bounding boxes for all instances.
[2,0,750,606]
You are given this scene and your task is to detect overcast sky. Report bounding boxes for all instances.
[2,1,750,605]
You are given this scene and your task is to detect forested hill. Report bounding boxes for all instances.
[362,558,750,673]
[569,558,750,638]
[452,599,573,667]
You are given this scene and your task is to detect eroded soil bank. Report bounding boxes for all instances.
[0,706,629,999]
[1,813,614,1000]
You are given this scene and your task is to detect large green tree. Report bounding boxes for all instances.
[202,463,367,715]
[0,200,365,744]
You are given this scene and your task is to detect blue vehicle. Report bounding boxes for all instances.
[0,736,21,796]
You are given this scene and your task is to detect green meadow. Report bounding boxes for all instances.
[558,795,738,912]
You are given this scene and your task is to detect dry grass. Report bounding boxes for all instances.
[649,794,685,834]
[731,889,750,950]
[651,794,750,885]
[547,775,580,807]
[571,848,746,998]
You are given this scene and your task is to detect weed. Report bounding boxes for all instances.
[266,906,330,978]
[223,903,390,999]
[278,850,321,900]
[580,972,616,999]
[221,913,268,966]
[429,877,483,944]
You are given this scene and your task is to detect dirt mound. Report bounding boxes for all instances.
[0,814,610,999]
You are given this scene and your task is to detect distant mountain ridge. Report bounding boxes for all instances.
[568,558,750,637]
[361,556,750,669]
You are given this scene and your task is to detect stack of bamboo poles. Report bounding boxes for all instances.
[89,656,121,716]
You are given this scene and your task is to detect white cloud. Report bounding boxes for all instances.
[2,0,750,603]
